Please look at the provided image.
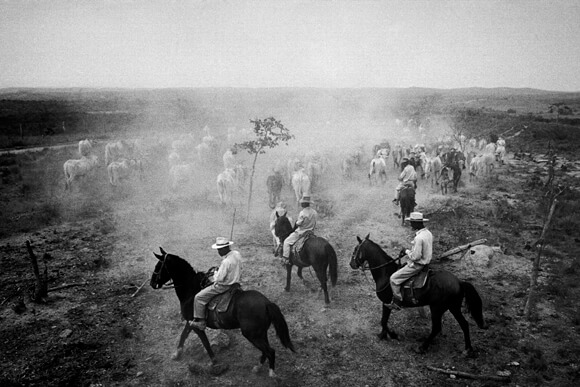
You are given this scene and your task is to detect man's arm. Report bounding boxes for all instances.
[213,260,229,284]
[407,237,423,262]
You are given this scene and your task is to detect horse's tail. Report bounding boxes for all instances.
[326,243,338,287]
[267,302,296,352]
[461,281,488,329]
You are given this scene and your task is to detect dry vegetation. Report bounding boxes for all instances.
[1,88,580,387]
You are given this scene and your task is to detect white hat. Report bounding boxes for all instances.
[405,212,429,222]
[211,237,234,249]
[300,196,312,204]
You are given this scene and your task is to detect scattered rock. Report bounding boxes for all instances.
[59,329,72,338]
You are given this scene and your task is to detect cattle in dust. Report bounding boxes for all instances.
[266,171,284,209]
[306,160,323,191]
[392,144,404,169]
[478,138,488,150]
[217,168,236,205]
[495,145,506,164]
[469,155,481,181]
[232,163,249,190]
[479,153,496,176]
[291,168,311,203]
[105,140,138,166]
[171,134,196,162]
[63,155,99,190]
[223,148,236,169]
[496,137,506,147]
[78,139,93,157]
[107,159,142,186]
[286,157,303,186]
[368,156,387,186]
[424,155,442,187]
[484,142,496,155]
[341,156,355,179]
[468,138,477,150]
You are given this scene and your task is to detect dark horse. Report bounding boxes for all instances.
[399,185,416,226]
[150,248,295,377]
[273,213,338,304]
[349,235,488,355]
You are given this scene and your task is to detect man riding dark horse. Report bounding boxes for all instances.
[386,212,433,310]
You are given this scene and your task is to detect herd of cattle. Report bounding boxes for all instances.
[62,129,508,212]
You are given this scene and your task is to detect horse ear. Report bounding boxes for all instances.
[365,233,370,240]
[283,211,287,217]
[153,252,162,260]
[159,247,167,255]
[357,236,362,243]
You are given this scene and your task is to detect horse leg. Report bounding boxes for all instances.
[243,331,276,378]
[417,306,446,353]
[313,265,330,304]
[378,304,398,340]
[449,305,474,356]
[172,322,193,360]
[285,264,292,292]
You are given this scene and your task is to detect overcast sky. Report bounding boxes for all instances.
[1,0,579,91]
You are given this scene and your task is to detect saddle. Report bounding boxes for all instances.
[207,283,242,313]
[290,231,314,267]
[401,265,432,305]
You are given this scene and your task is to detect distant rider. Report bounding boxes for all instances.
[281,196,317,265]
[393,157,417,205]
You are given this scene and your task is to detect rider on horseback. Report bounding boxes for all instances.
[270,201,293,252]
[392,157,417,205]
[191,237,242,330]
[386,212,433,310]
[281,196,317,265]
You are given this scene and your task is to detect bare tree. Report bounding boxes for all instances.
[234,117,293,220]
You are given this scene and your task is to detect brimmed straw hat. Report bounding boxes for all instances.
[299,196,312,204]
[211,237,234,249]
[405,212,429,222]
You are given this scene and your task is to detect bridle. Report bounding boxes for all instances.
[352,239,402,271]
[153,252,174,287]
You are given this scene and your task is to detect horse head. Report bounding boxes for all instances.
[350,234,371,269]
[274,213,293,242]
[151,247,171,289]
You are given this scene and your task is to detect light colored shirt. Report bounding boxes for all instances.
[405,228,433,267]
[399,164,417,182]
[214,250,242,286]
[295,207,317,233]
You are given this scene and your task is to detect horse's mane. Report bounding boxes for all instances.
[165,253,203,285]
[365,238,395,262]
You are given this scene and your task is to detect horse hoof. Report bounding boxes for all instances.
[171,349,183,361]
[269,369,277,378]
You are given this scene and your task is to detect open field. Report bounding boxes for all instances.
[1,88,580,386]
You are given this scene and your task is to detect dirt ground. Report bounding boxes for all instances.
[1,136,579,387]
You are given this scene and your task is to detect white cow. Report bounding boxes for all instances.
[217,168,236,205]
[105,140,135,166]
[479,153,496,176]
[223,148,236,170]
[368,156,387,185]
[484,142,496,154]
[107,159,141,186]
[478,138,488,150]
[424,155,442,187]
[64,155,99,190]
[495,145,506,164]
[78,139,93,157]
[291,168,311,203]
[469,155,481,181]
